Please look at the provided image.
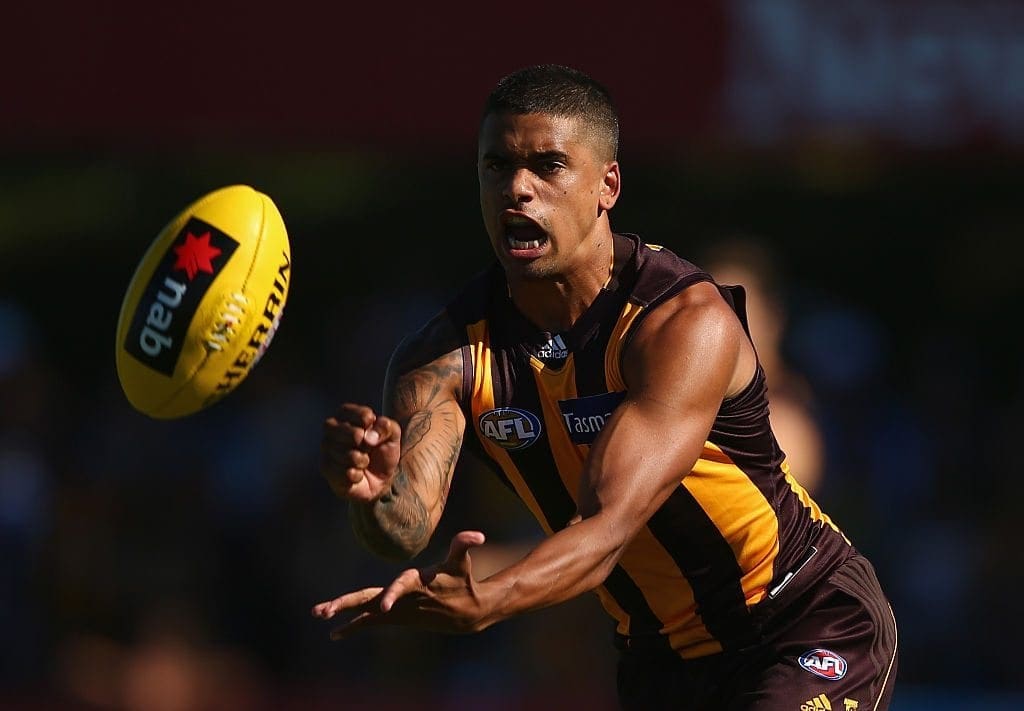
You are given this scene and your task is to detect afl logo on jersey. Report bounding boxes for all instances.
[798,649,848,681]
[478,408,542,451]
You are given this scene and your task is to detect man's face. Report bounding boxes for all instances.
[478,112,619,281]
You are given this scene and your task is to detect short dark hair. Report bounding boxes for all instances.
[482,65,620,160]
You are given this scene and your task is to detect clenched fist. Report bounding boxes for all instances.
[321,404,403,503]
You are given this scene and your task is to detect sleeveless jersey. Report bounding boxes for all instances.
[445,233,852,659]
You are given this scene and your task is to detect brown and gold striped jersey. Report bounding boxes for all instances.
[445,233,852,659]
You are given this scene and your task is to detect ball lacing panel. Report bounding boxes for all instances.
[204,292,249,352]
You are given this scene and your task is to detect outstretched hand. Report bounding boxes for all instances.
[312,531,491,639]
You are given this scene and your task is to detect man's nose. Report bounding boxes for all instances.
[502,168,535,204]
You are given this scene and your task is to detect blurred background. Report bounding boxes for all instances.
[2,1,1022,708]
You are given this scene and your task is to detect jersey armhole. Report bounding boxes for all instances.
[614,273,715,388]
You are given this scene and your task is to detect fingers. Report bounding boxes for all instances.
[321,406,399,451]
[315,536,487,641]
[362,415,398,447]
[330,610,382,641]
[334,403,377,429]
[320,406,401,499]
[322,404,375,449]
[380,567,426,613]
[445,530,486,576]
[318,446,370,497]
[311,586,384,620]
[313,567,423,642]
[313,587,390,641]
[448,530,486,557]
[320,443,370,471]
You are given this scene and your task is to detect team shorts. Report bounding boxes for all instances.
[616,554,898,710]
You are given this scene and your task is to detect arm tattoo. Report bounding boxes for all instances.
[351,345,465,560]
[350,469,429,560]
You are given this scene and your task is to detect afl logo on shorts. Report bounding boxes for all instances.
[478,408,542,450]
[798,649,848,681]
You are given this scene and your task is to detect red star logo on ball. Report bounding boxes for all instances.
[172,231,222,281]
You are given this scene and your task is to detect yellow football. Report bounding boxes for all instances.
[115,185,291,418]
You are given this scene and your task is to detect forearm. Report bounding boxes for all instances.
[349,402,464,561]
[349,468,431,560]
[475,514,626,629]
[328,319,466,562]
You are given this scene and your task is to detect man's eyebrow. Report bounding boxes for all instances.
[480,149,570,162]
[477,148,569,163]
[530,150,569,161]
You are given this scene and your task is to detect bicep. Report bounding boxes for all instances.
[579,286,747,532]
[383,309,466,420]
[383,315,468,524]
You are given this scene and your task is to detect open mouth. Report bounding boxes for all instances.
[502,213,549,252]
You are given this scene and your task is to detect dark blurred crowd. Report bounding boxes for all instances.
[1,151,1022,709]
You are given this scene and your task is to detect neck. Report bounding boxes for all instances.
[507,229,615,333]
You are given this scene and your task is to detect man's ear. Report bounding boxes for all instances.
[599,162,621,212]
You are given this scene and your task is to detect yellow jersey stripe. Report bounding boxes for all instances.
[687,442,780,607]
[604,301,645,392]
[466,319,553,535]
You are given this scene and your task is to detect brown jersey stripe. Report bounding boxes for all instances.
[603,232,637,294]
[601,566,670,644]
[528,356,587,498]
[571,307,622,397]
[615,526,717,653]
[499,357,578,532]
[646,484,759,650]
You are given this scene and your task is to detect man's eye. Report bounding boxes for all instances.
[485,160,507,172]
[539,161,564,174]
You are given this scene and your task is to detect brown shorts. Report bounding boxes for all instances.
[616,554,898,710]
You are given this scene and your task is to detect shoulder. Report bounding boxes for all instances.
[628,281,741,353]
[386,264,505,412]
[628,239,709,307]
[623,281,756,399]
[390,310,464,371]
[384,311,466,416]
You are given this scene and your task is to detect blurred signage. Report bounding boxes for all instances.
[6,2,1023,150]
[725,0,1024,145]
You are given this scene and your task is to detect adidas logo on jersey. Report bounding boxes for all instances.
[800,693,832,711]
[536,334,568,360]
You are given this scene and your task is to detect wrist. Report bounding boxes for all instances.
[473,576,513,632]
